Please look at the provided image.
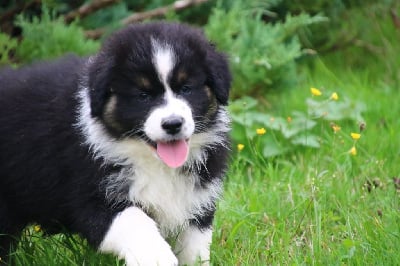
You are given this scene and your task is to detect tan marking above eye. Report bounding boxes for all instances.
[136,76,151,90]
[177,71,187,83]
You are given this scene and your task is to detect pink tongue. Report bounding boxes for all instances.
[156,140,189,168]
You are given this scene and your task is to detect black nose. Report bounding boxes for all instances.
[161,116,184,135]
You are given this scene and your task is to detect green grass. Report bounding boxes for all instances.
[212,66,400,265]
[211,16,400,263]
[7,6,400,266]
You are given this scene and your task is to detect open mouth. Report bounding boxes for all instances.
[149,139,190,168]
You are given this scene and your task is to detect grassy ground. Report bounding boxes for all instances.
[211,7,400,264]
[212,59,400,265]
[7,7,400,266]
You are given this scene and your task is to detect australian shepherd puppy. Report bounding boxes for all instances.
[0,22,231,265]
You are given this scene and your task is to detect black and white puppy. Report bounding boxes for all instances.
[0,22,231,265]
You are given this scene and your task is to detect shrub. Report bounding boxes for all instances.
[205,1,326,98]
[0,32,18,66]
[15,6,100,63]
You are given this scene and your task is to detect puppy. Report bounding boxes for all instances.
[0,22,231,265]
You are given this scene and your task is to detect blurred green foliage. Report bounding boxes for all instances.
[205,1,326,99]
[229,90,366,158]
[15,6,99,62]
[0,32,18,66]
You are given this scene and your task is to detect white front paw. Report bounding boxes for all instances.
[99,207,178,266]
[175,226,212,266]
[124,237,178,266]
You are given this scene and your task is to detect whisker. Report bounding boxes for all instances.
[121,128,142,138]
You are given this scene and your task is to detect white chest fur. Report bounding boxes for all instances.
[77,120,222,236]
[101,137,222,236]
[127,150,221,236]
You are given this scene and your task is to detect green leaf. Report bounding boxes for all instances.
[291,134,321,148]
[229,97,259,113]
[280,112,317,138]
[262,138,290,157]
[307,97,365,122]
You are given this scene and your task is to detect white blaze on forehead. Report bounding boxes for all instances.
[151,38,176,87]
[146,37,195,145]
[147,38,195,169]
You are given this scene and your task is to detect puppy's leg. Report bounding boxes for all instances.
[99,206,178,266]
[175,225,213,266]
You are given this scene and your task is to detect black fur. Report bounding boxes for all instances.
[0,56,123,258]
[0,22,231,264]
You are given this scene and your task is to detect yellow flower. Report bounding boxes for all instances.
[256,128,266,135]
[331,92,339,101]
[331,123,341,133]
[349,146,357,156]
[310,87,322,96]
[287,116,292,123]
[34,225,41,232]
[237,144,245,151]
[351,133,361,140]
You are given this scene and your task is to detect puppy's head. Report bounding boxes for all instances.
[87,22,231,168]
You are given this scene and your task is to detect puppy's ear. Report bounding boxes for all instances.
[87,54,115,117]
[206,50,232,105]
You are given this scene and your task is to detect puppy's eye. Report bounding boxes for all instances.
[138,92,152,102]
[180,85,192,95]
